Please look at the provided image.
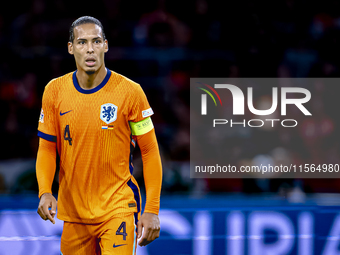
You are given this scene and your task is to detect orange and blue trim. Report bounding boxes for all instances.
[73,68,111,94]
[38,131,57,142]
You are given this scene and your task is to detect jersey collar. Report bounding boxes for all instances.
[73,68,111,94]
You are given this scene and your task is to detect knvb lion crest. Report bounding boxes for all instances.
[100,103,118,124]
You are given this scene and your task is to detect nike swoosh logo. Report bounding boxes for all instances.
[113,244,127,248]
[60,110,73,116]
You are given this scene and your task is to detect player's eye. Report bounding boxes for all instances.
[78,41,85,44]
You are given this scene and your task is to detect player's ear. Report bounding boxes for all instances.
[68,42,74,55]
[104,39,108,53]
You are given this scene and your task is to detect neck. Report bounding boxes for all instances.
[76,65,107,90]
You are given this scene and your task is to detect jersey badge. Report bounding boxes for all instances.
[39,108,44,123]
[100,103,118,124]
[113,243,127,248]
[142,107,154,118]
[102,125,114,130]
[60,110,73,116]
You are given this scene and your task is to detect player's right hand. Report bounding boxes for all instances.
[37,193,57,224]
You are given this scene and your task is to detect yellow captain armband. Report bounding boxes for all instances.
[129,117,154,136]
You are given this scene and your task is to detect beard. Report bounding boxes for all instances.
[85,70,96,75]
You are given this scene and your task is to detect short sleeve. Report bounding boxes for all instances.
[128,84,154,123]
[37,80,57,142]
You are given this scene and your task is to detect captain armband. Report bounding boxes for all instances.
[129,117,154,136]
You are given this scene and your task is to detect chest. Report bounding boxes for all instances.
[55,90,130,139]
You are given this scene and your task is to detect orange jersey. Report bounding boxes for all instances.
[38,68,154,223]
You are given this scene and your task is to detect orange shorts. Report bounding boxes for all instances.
[60,212,139,255]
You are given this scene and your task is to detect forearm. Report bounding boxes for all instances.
[36,138,57,198]
[136,129,162,215]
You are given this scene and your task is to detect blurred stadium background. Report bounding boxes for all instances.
[1,0,340,254]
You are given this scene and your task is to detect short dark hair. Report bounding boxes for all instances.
[68,16,106,43]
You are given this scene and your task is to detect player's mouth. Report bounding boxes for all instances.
[85,57,96,67]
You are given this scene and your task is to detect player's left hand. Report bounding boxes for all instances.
[137,212,160,246]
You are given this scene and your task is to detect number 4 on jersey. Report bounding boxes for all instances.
[116,221,127,240]
[64,125,72,145]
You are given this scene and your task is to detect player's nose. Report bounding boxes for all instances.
[87,42,94,53]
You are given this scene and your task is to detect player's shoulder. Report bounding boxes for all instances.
[44,71,74,92]
[109,70,144,93]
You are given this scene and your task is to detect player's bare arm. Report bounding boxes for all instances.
[137,212,160,246]
[37,193,57,224]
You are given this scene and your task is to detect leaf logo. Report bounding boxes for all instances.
[198,82,222,115]
[198,82,222,106]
